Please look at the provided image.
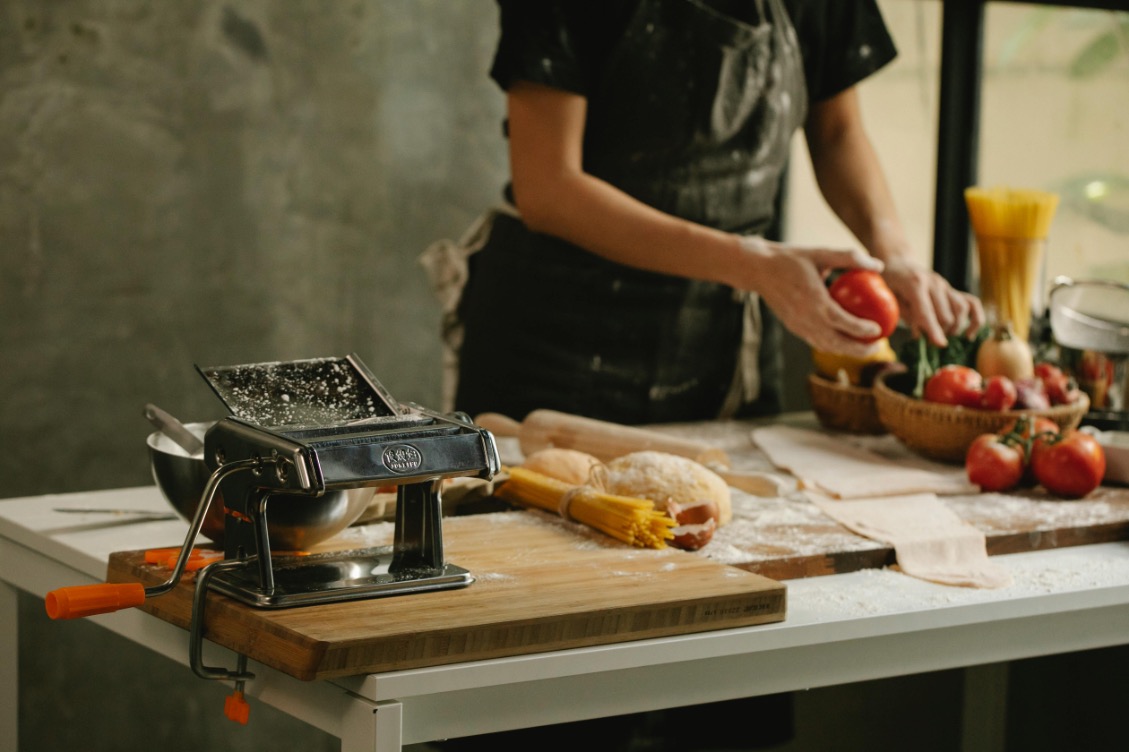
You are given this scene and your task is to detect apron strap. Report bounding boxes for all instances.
[419,205,518,411]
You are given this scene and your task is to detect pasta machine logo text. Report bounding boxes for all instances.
[382,444,423,473]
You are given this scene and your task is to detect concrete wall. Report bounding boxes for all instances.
[2,2,505,749]
[1,1,508,501]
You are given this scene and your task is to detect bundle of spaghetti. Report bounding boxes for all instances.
[496,466,676,549]
[964,187,1059,239]
[964,187,1059,339]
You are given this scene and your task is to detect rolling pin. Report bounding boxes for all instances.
[475,409,792,497]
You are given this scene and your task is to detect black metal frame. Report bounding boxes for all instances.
[933,0,1129,290]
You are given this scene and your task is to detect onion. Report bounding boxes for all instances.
[976,322,1034,381]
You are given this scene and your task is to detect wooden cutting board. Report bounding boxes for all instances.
[106,510,785,681]
[703,484,1129,580]
[652,420,1129,580]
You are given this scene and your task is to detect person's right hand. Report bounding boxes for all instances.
[737,236,889,358]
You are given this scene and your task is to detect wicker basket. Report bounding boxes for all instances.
[873,371,1091,463]
[807,373,886,435]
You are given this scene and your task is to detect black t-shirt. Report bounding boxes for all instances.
[490,0,897,107]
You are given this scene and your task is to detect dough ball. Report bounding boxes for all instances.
[521,448,603,486]
[604,450,731,526]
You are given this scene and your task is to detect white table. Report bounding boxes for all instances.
[4,486,1129,751]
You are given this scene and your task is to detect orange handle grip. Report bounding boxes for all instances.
[45,582,146,620]
[224,690,250,724]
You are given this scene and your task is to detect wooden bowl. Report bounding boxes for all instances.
[872,371,1091,463]
[807,373,886,435]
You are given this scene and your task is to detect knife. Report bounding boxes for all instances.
[54,508,179,520]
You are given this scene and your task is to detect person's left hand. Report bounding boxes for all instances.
[881,257,984,346]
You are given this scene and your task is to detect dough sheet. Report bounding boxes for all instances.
[751,425,977,499]
[808,491,1012,589]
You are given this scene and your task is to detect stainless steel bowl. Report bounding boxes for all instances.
[147,422,373,549]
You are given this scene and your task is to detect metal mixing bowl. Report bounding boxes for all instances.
[147,422,373,549]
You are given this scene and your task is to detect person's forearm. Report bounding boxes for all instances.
[804,88,911,265]
[805,87,985,343]
[515,167,754,288]
[503,81,890,354]
[506,81,759,290]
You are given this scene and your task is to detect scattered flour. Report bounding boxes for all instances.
[786,543,1129,622]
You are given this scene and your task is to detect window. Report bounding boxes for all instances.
[784,2,1129,295]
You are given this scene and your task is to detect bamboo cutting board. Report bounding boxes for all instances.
[703,484,1129,580]
[645,420,1129,580]
[105,510,785,681]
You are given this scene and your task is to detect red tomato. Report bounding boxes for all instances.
[979,375,1018,411]
[997,415,1059,487]
[1034,362,1078,406]
[966,433,1025,492]
[829,270,900,343]
[998,415,1059,442]
[1030,431,1106,498]
[924,365,983,408]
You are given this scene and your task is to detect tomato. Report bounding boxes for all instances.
[923,365,983,408]
[997,415,1059,487]
[998,415,1059,442]
[829,270,900,343]
[1030,430,1106,498]
[1034,362,1063,382]
[966,433,1025,492]
[979,375,1018,412]
[1034,362,1079,406]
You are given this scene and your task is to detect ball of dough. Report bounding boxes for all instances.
[520,448,603,486]
[604,450,732,526]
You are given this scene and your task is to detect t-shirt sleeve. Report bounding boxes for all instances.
[787,0,898,103]
[488,1,591,95]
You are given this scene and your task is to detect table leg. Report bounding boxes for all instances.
[1,581,18,752]
[341,695,403,752]
[961,662,1009,752]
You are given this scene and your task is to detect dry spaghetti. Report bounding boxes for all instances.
[965,187,1059,341]
[495,466,676,549]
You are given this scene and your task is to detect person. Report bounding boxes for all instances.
[424,1,984,749]
[424,0,984,430]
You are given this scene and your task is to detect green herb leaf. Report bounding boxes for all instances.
[897,326,990,398]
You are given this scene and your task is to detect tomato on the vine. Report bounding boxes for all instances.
[1030,431,1106,498]
[828,270,900,343]
[923,365,983,408]
[998,415,1059,442]
[965,433,1026,492]
[998,413,1056,447]
[996,415,1059,487]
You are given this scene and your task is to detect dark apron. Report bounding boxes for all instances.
[454,0,807,425]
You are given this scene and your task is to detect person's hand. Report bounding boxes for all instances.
[881,256,985,347]
[738,237,891,358]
